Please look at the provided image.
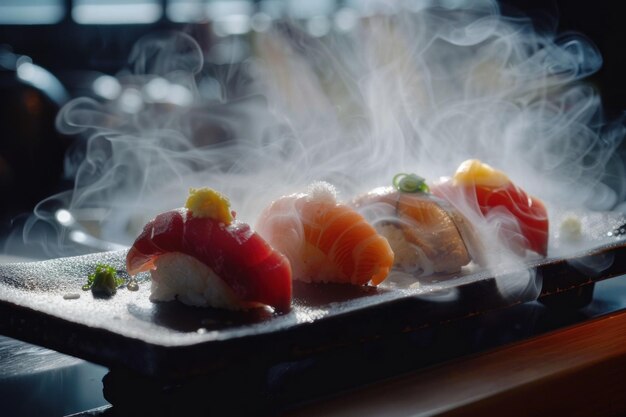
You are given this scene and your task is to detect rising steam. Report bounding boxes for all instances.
[11,1,626,297]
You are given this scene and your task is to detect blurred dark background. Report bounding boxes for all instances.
[1,0,625,254]
[501,0,626,119]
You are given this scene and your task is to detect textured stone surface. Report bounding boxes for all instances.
[0,211,624,377]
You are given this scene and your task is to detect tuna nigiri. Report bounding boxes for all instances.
[255,182,394,285]
[432,159,549,257]
[126,188,292,312]
[352,174,481,275]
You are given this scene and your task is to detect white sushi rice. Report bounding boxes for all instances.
[150,252,253,310]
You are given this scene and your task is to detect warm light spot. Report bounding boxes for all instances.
[143,77,170,102]
[0,3,64,25]
[213,14,251,37]
[166,0,207,23]
[250,12,272,32]
[118,88,144,114]
[22,90,42,116]
[168,84,194,106]
[72,2,162,24]
[55,209,75,226]
[93,75,122,100]
[307,16,331,37]
[334,8,358,32]
[70,230,88,244]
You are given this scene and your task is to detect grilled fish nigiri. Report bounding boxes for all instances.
[126,188,292,312]
[432,159,549,257]
[352,174,480,275]
[255,182,394,286]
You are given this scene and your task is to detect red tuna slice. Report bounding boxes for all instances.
[126,209,292,312]
[432,182,548,257]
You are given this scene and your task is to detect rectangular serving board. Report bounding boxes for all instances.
[1,213,626,378]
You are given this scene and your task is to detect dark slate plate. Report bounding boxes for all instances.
[1,212,626,378]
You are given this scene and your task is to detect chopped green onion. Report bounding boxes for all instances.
[392,173,429,193]
[83,264,124,296]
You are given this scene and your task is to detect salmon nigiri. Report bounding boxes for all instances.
[126,188,292,312]
[352,174,481,275]
[255,182,394,286]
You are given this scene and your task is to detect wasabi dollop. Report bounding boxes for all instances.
[83,264,124,296]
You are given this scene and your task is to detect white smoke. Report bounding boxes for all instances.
[13,2,625,296]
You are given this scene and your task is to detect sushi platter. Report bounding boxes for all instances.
[1,217,626,379]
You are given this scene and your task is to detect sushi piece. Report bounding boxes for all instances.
[432,159,549,257]
[255,182,394,285]
[352,174,481,275]
[126,188,292,312]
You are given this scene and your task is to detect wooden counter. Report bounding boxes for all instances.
[287,309,626,417]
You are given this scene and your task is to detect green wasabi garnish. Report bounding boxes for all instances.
[83,264,124,296]
[392,173,430,193]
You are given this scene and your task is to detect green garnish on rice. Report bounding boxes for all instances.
[393,173,429,193]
